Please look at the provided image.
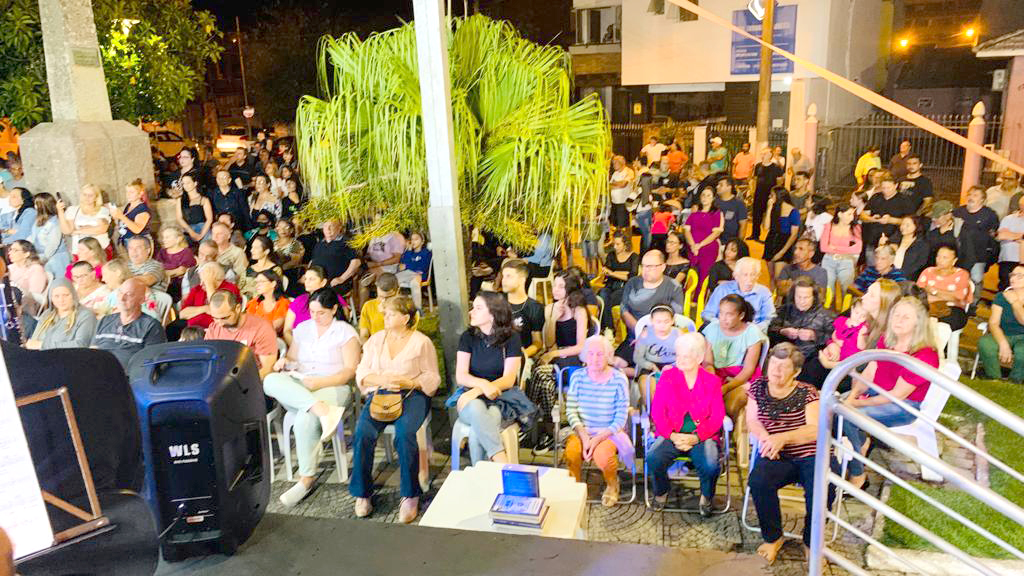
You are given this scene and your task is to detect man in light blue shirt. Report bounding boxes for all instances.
[524,232,554,286]
[702,257,775,331]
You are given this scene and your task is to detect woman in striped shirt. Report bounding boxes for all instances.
[746,343,820,564]
[565,335,630,507]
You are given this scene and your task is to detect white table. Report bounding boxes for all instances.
[420,461,587,540]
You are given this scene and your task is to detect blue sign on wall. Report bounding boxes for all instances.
[731,5,797,75]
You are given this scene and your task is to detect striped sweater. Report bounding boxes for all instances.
[566,368,628,434]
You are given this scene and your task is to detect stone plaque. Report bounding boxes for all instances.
[71,47,101,68]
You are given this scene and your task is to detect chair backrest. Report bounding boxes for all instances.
[149,289,174,326]
[917,361,957,421]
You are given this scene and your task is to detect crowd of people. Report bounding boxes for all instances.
[0,130,1018,560]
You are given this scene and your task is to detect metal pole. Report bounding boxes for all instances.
[412,0,469,375]
[755,0,775,152]
[235,16,251,141]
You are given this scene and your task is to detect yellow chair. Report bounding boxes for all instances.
[682,268,699,319]
[825,284,833,308]
[694,277,710,329]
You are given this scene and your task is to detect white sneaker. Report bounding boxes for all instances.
[279,481,312,508]
[319,405,345,443]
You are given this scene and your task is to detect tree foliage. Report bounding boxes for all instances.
[0,0,222,131]
[295,15,609,249]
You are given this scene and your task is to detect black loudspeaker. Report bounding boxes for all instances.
[127,341,269,561]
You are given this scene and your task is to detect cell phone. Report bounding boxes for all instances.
[55,192,64,203]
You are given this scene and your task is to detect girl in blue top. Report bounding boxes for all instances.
[395,231,432,310]
[763,186,802,288]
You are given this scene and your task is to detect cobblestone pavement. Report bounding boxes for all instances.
[265,410,875,575]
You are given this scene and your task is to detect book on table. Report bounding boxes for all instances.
[492,505,549,533]
[489,494,547,523]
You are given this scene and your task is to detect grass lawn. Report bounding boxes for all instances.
[880,378,1024,559]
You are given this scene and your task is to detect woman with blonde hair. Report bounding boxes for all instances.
[56,184,112,256]
[110,179,151,246]
[25,278,96,350]
[842,296,938,489]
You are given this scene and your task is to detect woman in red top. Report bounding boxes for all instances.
[841,296,938,488]
[916,244,972,331]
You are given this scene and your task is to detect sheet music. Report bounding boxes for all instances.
[0,346,54,559]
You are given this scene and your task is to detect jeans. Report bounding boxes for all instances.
[647,437,720,499]
[748,456,817,545]
[349,390,430,499]
[263,373,352,477]
[458,398,503,464]
[821,254,857,293]
[599,284,625,330]
[842,390,920,476]
[635,209,653,251]
[970,262,987,305]
[977,333,1024,382]
[395,269,423,310]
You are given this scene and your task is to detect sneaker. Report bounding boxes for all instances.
[533,434,554,454]
[279,481,312,508]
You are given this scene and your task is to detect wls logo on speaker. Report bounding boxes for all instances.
[168,443,201,458]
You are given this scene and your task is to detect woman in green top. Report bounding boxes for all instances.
[702,294,767,419]
[25,278,96,350]
[978,262,1024,382]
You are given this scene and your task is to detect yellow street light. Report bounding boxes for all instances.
[898,37,910,49]
[965,27,976,38]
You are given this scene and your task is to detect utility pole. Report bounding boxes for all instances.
[755,0,775,153]
[235,16,251,140]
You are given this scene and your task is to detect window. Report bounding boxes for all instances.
[648,0,665,15]
[678,0,697,22]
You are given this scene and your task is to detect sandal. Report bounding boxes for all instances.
[601,486,619,507]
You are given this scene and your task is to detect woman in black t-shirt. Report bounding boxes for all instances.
[454,292,523,464]
[599,232,639,330]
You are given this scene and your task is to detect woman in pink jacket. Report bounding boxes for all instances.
[647,332,725,516]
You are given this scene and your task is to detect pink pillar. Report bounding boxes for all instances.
[805,103,818,189]
[961,101,986,204]
[1003,56,1024,168]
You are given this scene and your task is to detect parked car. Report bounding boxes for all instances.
[148,130,194,158]
[216,126,248,157]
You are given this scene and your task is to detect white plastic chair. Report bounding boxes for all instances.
[888,361,959,482]
[527,244,561,304]
[931,317,953,363]
[381,411,434,493]
[279,385,355,483]
[450,419,519,471]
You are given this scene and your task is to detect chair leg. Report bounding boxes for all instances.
[500,424,520,464]
[916,429,943,482]
[282,412,295,482]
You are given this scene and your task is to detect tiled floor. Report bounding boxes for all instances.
[267,408,874,575]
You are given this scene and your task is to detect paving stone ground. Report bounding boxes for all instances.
[266,406,877,575]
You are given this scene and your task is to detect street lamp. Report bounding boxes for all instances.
[898,37,910,49]
[965,27,976,39]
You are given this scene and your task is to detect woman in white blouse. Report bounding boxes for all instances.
[350,295,440,523]
[56,184,112,255]
[265,288,361,508]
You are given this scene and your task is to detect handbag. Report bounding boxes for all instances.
[370,389,411,422]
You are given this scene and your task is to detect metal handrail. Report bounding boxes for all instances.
[807,350,1024,575]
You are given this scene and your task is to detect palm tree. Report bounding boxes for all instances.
[294,14,610,250]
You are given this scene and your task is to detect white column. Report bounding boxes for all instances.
[693,125,707,165]
[413,0,469,369]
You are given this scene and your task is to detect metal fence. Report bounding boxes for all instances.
[611,120,785,166]
[818,112,1005,204]
[808,350,1024,575]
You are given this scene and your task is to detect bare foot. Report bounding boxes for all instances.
[757,539,785,564]
[849,473,867,490]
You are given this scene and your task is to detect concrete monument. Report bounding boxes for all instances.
[18,0,154,205]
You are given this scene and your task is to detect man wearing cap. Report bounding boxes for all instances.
[985,169,1024,220]
[926,200,959,260]
[707,137,728,175]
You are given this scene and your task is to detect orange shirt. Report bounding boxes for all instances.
[667,150,688,174]
[732,151,756,180]
[245,296,290,333]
